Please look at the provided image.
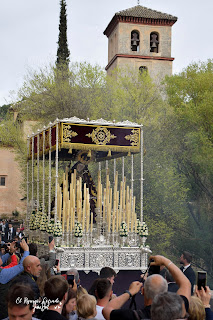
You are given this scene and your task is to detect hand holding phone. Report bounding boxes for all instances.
[197,271,207,290]
[67,274,74,286]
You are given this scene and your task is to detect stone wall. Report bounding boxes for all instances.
[0,147,26,216]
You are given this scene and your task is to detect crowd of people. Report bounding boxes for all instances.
[0,220,212,320]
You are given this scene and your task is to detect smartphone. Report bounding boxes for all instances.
[197,271,207,290]
[49,236,53,243]
[55,259,59,266]
[148,265,160,276]
[67,274,74,286]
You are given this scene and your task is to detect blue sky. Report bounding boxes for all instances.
[0,0,212,105]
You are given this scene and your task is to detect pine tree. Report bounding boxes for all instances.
[56,0,70,70]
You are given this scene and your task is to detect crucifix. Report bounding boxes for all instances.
[137,0,140,4]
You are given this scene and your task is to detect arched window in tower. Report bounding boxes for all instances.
[131,30,140,52]
[139,66,148,74]
[150,32,159,53]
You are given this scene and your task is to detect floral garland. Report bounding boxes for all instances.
[138,221,148,237]
[74,222,83,237]
[53,220,62,237]
[120,221,128,237]
[29,210,36,230]
[46,218,55,234]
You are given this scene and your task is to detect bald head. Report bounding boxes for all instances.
[144,274,168,302]
[23,255,42,277]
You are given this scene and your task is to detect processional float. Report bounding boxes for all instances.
[27,117,151,272]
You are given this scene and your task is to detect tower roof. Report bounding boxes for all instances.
[104,5,178,37]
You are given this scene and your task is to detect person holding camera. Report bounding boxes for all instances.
[103,254,191,320]
[0,239,29,320]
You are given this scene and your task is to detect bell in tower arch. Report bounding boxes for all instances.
[131,31,140,52]
[150,33,159,53]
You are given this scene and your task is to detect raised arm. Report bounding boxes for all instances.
[149,255,191,301]
[103,281,142,320]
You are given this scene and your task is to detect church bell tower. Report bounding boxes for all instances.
[104,5,177,80]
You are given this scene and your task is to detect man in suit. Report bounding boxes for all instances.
[4,223,16,242]
[180,251,196,295]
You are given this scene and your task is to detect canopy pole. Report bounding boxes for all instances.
[48,124,52,222]
[42,127,46,215]
[55,121,59,224]
[37,131,40,212]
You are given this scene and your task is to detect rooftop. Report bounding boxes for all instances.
[104,5,177,37]
[116,5,177,21]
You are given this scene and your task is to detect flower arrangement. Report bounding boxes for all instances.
[40,213,48,231]
[136,219,141,234]
[120,221,128,237]
[74,222,83,237]
[53,220,62,237]
[46,218,55,234]
[138,221,148,237]
[29,210,36,230]
[34,210,43,230]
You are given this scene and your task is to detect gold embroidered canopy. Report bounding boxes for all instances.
[28,117,142,161]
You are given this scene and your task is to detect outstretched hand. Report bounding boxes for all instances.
[195,285,211,306]
[129,281,142,296]
[149,255,168,266]
[20,238,29,252]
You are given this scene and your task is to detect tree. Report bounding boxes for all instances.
[163,60,213,283]
[0,104,10,119]
[56,0,70,71]
[16,62,106,123]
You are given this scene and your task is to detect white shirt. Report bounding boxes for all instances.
[182,264,191,272]
[96,305,105,320]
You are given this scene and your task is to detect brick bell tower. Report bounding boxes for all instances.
[104,5,177,81]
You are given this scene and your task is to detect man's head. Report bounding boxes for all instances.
[180,251,192,265]
[66,268,80,284]
[95,278,112,301]
[100,267,116,285]
[151,292,184,320]
[23,255,42,278]
[44,275,69,306]
[16,228,20,233]
[143,274,168,305]
[8,223,12,229]
[7,284,35,320]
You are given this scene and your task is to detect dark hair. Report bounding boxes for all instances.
[44,275,68,303]
[7,284,35,310]
[165,270,175,283]
[36,264,51,297]
[62,288,77,318]
[183,251,192,263]
[88,279,99,298]
[29,243,38,256]
[100,267,116,279]
[95,278,112,300]
[151,292,183,320]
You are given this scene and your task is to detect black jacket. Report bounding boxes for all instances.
[12,271,40,299]
[180,265,196,295]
